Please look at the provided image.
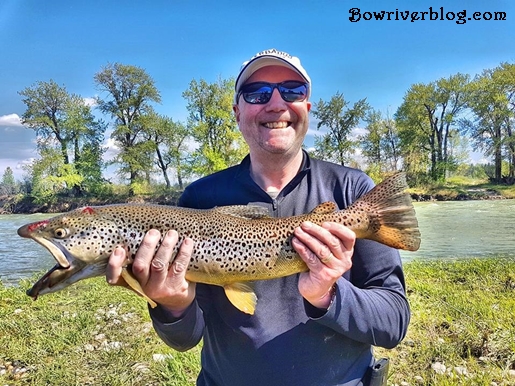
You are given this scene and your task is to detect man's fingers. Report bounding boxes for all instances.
[132,229,162,280]
[171,237,194,276]
[150,230,178,273]
[321,222,356,251]
[106,246,126,285]
[294,222,336,261]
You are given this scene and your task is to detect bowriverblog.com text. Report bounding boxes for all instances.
[348,7,507,24]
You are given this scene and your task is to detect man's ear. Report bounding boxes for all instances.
[233,104,240,123]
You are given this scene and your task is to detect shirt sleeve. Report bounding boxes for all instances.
[305,239,410,349]
[149,300,205,352]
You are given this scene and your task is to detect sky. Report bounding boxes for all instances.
[1,0,514,181]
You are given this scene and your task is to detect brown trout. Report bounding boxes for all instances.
[18,172,420,314]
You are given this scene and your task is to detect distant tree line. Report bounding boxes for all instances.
[2,61,515,202]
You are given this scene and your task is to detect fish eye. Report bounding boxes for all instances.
[54,228,69,239]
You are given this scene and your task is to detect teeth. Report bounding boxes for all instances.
[264,122,289,129]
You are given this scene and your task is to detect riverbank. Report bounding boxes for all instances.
[0,191,182,214]
[1,258,514,385]
[1,181,514,214]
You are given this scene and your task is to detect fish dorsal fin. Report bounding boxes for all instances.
[224,282,257,315]
[214,205,271,220]
[310,202,338,214]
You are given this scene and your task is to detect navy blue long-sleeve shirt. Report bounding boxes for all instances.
[149,152,410,386]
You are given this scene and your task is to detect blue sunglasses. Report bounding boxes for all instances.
[237,81,309,104]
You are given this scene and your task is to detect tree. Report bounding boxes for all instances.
[183,77,248,176]
[359,110,401,178]
[19,80,72,163]
[312,93,369,165]
[0,167,18,195]
[25,148,84,203]
[19,81,106,194]
[462,64,515,182]
[94,63,161,185]
[396,74,470,182]
[139,112,191,189]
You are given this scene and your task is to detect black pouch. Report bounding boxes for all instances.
[367,358,389,386]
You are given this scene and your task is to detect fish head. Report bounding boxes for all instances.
[17,206,124,298]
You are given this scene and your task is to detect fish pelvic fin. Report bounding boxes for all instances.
[224,282,257,315]
[351,173,421,252]
[120,268,158,308]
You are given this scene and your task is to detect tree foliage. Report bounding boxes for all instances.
[95,63,161,185]
[0,167,18,195]
[19,80,72,163]
[19,80,106,197]
[25,148,84,203]
[396,74,470,182]
[139,112,191,189]
[15,59,515,196]
[359,110,401,179]
[312,93,369,165]
[183,77,247,176]
[462,63,515,182]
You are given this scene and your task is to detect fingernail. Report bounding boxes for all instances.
[113,247,123,257]
[302,221,313,229]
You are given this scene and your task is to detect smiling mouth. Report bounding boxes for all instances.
[264,122,291,129]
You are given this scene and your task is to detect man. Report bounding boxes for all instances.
[107,48,410,386]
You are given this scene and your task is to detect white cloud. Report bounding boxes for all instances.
[0,113,23,127]
[83,97,97,107]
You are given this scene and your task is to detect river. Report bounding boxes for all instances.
[1,200,514,285]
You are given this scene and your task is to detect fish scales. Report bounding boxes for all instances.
[18,172,421,314]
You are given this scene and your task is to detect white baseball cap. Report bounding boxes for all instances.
[234,48,311,104]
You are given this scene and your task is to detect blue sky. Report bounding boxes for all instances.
[1,0,514,181]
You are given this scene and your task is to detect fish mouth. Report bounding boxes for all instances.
[19,227,105,300]
[27,263,78,299]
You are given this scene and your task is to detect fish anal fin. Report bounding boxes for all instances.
[120,268,158,308]
[311,202,338,215]
[224,282,257,315]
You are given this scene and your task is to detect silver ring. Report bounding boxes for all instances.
[320,253,334,264]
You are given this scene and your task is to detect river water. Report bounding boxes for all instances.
[1,200,514,285]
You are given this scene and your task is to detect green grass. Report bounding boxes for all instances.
[407,175,515,200]
[0,278,201,385]
[1,258,514,385]
[378,257,515,385]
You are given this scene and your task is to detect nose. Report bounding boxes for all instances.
[265,88,287,111]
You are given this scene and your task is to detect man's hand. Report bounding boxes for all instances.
[106,229,196,317]
[292,221,355,309]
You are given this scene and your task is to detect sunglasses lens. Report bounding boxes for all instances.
[240,81,308,104]
[241,83,273,104]
[278,81,308,103]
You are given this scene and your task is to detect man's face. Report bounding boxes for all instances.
[233,65,311,157]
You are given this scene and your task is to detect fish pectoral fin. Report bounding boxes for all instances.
[224,282,257,315]
[120,268,158,308]
[311,202,338,214]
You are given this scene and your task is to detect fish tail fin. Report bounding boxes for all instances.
[352,173,421,251]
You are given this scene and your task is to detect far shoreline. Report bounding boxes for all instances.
[0,189,511,215]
